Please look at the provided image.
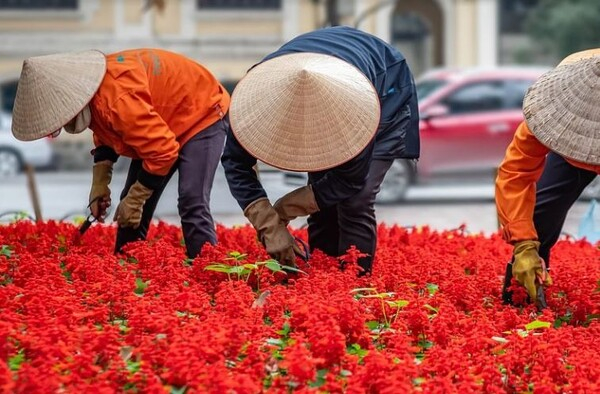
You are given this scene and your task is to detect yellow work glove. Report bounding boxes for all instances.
[273,185,320,223]
[89,160,113,222]
[244,197,301,267]
[113,181,153,229]
[512,240,551,303]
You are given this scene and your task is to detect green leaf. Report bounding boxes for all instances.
[365,320,380,330]
[8,349,25,371]
[340,369,352,377]
[171,387,187,394]
[134,278,149,295]
[417,339,434,350]
[182,258,193,267]
[308,369,328,388]
[1,245,12,258]
[386,300,409,308]
[357,292,395,299]
[229,266,251,275]
[266,338,284,347]
[277,322,291,337]
[424,304,439,313]
[281,265,307,275]
[351,287,377,293]
[126,359,141,374]
[265,261,284,273]
[227,251,247,260]
[426,283,439,295]
[525,320,551,331]
[347,343,368,361]
[204,264,232,273]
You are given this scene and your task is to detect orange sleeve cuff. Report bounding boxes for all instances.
[500,218,538,244]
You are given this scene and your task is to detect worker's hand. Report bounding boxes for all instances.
[113,181,153,229]
[89,160,113,222]
[512,240,549,302]
[244,197,302,267]
[273,185,319,223]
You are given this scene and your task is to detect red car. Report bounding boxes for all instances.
[376,66,550,203]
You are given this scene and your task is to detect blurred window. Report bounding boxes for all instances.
[0,0,78,9]
[197,0,281,9]
[443,82,505,114]
[503,79,534,109]
[499,0,539,33]
[416,79,447,100]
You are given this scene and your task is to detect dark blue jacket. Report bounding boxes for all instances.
[222,26,420,210]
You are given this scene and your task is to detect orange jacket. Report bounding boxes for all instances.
[495,121,600,243]
[89,49,230,176]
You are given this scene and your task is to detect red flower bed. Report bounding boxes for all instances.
[1,221,599,393]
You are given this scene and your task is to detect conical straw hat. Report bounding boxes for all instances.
[523,56,600,165]
[229,53,380,172]
[12,50,106,141]
[558,48,600,67]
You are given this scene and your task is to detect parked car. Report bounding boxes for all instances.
[0,112,54,177]
[284,66,574,203]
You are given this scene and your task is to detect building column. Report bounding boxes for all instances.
[477,0,498,66]
[282,0,299,41]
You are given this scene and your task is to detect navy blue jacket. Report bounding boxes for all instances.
[222,26,420,210]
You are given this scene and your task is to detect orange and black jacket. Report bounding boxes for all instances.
[89,49,230,189]
[496,121,600,243]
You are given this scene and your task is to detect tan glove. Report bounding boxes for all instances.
[512,240,551,302]
[113,181,153,229]
[89,160,113,221]
[273,185,320,223]
[244,197,301,267]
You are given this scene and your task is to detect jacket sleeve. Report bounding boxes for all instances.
[311,141,374,208]
[495,121,550,243]
[110,90,180,187]
[221,125,267,210]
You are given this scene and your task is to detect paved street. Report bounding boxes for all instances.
[0,165,593,239]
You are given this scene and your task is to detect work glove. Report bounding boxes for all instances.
[89,160,113,222]
[273,185,320,223]
[244,197,301,267]
[113,181,153,229]
[512,240,552,303]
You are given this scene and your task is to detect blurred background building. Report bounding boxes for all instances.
[0,0,597,175]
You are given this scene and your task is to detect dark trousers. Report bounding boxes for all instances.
[115,118,227,258]
[502,152,596,303]
[532,152,597,268]
[307,159,394,273]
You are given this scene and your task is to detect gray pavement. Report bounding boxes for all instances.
[0,165,593,239]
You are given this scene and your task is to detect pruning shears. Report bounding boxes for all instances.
[77,197,111,238]
[294,237,310,264]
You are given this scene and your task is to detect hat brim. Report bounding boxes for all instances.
[12,50,106,141]
[524,56,600,165]
[229,53,380,172]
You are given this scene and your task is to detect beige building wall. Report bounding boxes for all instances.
[0,0,498,102]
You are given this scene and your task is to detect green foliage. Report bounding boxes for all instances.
[134,278,149,296]
[526,0,600,59]
[8,349,25,371]
[0,245,12,258]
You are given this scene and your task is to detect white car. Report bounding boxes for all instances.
[0,112,54,177]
